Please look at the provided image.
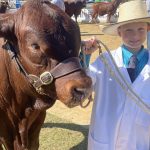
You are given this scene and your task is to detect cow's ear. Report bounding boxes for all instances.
[0,13,15,41]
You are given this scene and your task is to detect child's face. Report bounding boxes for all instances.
[118,22,147,52]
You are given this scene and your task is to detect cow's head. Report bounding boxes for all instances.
[0,0,92,109]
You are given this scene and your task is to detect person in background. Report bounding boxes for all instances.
[146,0,150,49]
[16,0,21,9]
[88,1,150,149]
[51,0,65,11]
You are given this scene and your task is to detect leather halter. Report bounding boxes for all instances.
[4,42,82,95]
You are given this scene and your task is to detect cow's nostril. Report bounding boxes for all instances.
[74,87,85,93]
[72,87,86,100]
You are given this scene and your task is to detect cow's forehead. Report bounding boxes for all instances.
[17,1,74,32]
[22,26,56,39]
[20,17,72,39]
[21,4,58,25]
[12,0,80,51]
[17,7,77,35]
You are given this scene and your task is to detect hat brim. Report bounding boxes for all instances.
[102,17,150,36]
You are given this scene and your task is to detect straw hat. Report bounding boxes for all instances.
[102,0,150,36]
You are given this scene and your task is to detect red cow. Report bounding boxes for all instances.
[64,0,86,23]
[92,0,123,22]
[0,0,92,149]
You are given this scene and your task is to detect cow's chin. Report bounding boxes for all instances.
[59,98,83,108]
[58,89,92,108]
[33,96,56,110]
[64,98,86,108]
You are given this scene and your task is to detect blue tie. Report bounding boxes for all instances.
[127,55,138,82]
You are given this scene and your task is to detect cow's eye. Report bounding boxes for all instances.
[31,43,40,50]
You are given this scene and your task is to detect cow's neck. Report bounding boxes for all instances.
[2,48,51,149]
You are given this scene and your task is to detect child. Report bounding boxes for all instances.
[88,1,150,149]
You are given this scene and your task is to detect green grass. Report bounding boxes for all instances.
[39,112,89,150]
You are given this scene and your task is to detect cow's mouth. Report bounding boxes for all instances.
[73,87,87,99]
[33,96,56,110]
[66,87,91,108]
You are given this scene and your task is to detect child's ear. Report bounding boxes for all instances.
[117,27,121,37]
[147,23,150,32]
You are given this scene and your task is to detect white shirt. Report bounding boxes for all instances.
[88,47,150,150]
[51,0,65,11]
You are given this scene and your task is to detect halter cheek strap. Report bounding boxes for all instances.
[4,41,82,95]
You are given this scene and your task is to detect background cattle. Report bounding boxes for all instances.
[92,0,123,22]
[0,1,9,13]
[64,0,86,23]
[0,0,92,149]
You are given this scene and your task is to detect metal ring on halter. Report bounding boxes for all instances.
[40,71,53,85]
[80,97,92,108]
[79,40,102,108]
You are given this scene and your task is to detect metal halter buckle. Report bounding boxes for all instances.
[40,71,53,85]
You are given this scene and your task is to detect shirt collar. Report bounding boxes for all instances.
[121,44,145,66]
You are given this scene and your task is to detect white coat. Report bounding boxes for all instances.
[88,47,150,150]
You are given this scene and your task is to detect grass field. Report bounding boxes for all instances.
[40,112,88,150]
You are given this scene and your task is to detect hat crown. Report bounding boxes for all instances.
[118,0,148,22]
[102,0,150,36]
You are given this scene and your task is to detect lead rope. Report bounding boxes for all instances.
[80,42,93,108]
[97,40,150,114]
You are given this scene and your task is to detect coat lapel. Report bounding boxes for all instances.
[112,47,131,83]
[133,51,150,85]
[113,47,150,84]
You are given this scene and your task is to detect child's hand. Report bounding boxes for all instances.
[81,36,100,54]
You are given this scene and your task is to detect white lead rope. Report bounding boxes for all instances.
[97,40,150,114]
